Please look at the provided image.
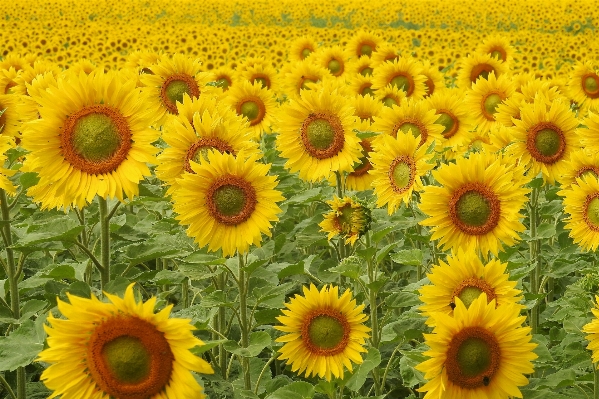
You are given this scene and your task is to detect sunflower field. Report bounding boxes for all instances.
[2,0,599,398]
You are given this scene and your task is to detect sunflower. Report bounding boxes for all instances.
[21,70,159,210]
[156,94,260,195]
[557,149,599,188]
[371,98,444,149]
[171,150,284,257]
[11,60,62,96]
[275,284,370,381]
[583,295,599,365]
[419,60,445,97]
[124,50,162,74]
[558,175,599,251]
[346,30,381,58]
[456,53,508,89]
[281,60,331,100]
[0,93,22,138]
[374,84,407,108]
[476,35,514,63]
[0,136,16,194]
[483,124,515,154]
[238,62,280,94]
[319,196,371,245]
[370,42,400,67]
[346,56,374,77]
[426,88,475,155]
[567,61,599,112]
[465,72,515,134]
[0,53,36,72]
[419,152,530,257]
[348,74,375,98]
[0,67,19,94]
[314,46,349,78]
[369,130,434,214]
[68,59,102,75]
[580,111,599,153]
[509,94,580,185]
[224,80,277,138]
[140,54,216,126]
[275,81,362,182]
[372,58,427,100]
[419,249,523,325]
[212,66,236,91]
[37,283,214,399]
[416,294,537,399]
[289,36,318,62]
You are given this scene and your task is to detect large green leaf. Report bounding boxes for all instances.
[0,320,44,371]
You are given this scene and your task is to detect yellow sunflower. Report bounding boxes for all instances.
[0,93,22,138]
[275,284,370,381]
[289,36,318,62]
[369,131,434,214]
[313,46,350,78]
[509,94,580,185]
[37,283,214,399]
[156,94,260,195]
[348,74,375,98]
[580,111,599,153]
[346,30,381,58]
[11,60,62,96]
[419,60,445,98]
[238,62,280,94]
[426,88,475,155]
[212,66,236,92]
[583,295,599,365]
[372,58,427,100]
[465,72,516,134]
[124,50,162,74]
[567,61,599,112]
[558,149,599,188]
[140,54,216,126]
[476,35,515,63]
[416,294,537,399]
[0,136,16,194]
[558,175,599,251]
[275,81,362,182]
[0,67,20,95]
[67,59,102,75]
[371,98,444,149]
[419,152,530,257]
[346,56,374,77]
[456,53,508,89]
[0,53,36,72]
[319,196,371,245]
[370,42,400,67]
[171,150,284,257]
[224,80,277,138]
[419,249,523,325]
[374,84,407,109]
[281,60,331,101]
[21,70,159,210]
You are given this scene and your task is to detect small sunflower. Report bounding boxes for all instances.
[0,67,19,94]
[419,60,445,97]
[225,80,277,138]
[346,30,381,58]
[476,35,514,63]
[314,46,350,78]
[21,70,159,210]
[171,150,284,257]
[124,50,162,74]
[465,72,515,134]
[346,56,374,77]
[510,94,580,185]
[416,294,537,399]
[238,62,280,94]
[372,58,427,100]
[289,36,318,62]
[0,136,16,194]
[211,66,237,91]
[567,61,599,112]
[275,81,362,182]
[426,88,475,155]
[374,84,407,109]
[558,149,599,188]
[369,131,434,214]
[419,249,523,324]
[319,196,371,245]
[68,59,102,75]
[370,43,400,67]
[583,295,599,365]
[456,53,508,89]
[558,175,599,251]
[348,74,375,98]
[275,284,370,381]
[281,60,331,100]
[37,283,214,399]
[371,98,444,149]
[419,152,530,257]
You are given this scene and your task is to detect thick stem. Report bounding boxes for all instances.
[99,197,111,291]
[238,252,251,390]
[0,190,25,399]
[529,187,539,336]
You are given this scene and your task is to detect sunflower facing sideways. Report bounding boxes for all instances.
[37,283,214,399]
[416,294,537,399]
[319,196,371,245]
[224,80,277,138]
[369,131,434,214]
[419,152,530,257]
[567,61,599,112]
[275,284,370,381]
[275,81,362,182]
[171,150,284,257]
[419,249,523,325]
[21,70,159,210]
[558,174,599,251]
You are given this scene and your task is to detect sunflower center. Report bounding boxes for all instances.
[350,141,372,176]
[576,167,599,180]
[586,197,599,227]
[72,113,122,163]
[308,315,345,349]
[482,93,502,120]
[424,78,435,97]
[399,122,422,138]
[160,73,200,114]
[240,101,260,120]
[436,111,458,138]
[382,96,398,107]
[388,155,415,193]
[254,77,269,88]
[301,113,345,159]
[489,47,506,61]
[392,162,412,189]
[446,326,500,389]
[470,63,495,84]
[361,85,374,97]
[184,137,235,172]
[206,175,257,225]
[449,183,500,235]
[360,67,373,76]
[301,308,350,356]
[301,48,312,59]
[451,277,497,309]
[61,105,132,175]
[216,78,230,90]
[327,59,342,75]
[103,336,151,383]
[527,122,566,164]
[535,128,561,157]
[300,77,317,90]
[391,75,410,92]
[360,44,373,56]
[165,80,191,107]
[583,74,599,97]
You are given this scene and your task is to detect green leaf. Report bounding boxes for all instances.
[399,349,426,387]
[192,339,228,355]
[103,276,131,296]
[40,264,76,280]
[19,300,47,322]
[541,368,576,388]
[375,243,395,264]
[278,255,315,279]
[19,172,39,190]
[328,256,362,279]
[0,320,44,371]
[223,331,271,357]
[12,218,84,250]
[532,334,554,363]
[390,249,423,266]
[266,381,314,399]
[345,348,381,391]
[536,223,557,239]
[284,188,326,205]
[121,237,190,264]
[199,290,234,308]
[153,270,186,285]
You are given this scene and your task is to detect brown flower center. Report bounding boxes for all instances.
[436,110,460,138]
[469,63,496,84]
[236,96,266,126]
[585,193,599,232]
[393,119,427,147]
[388,155,416,193]
[449,183,501,235]
[450,277,497,309]
[301,308,349,356]
[582,73,599,99]
[526,122,566,164]
[184,137,235,173]
[488,47,507,61]
[390,73,415,96]
[206,175,257,225]
[160,73,200,115]
[300,112,345,159]
[482,93,503,121]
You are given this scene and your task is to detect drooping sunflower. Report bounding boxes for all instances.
[476,35,515,64]
[0,136,16,194]
[558,175,599,251]
[224,80,277,139]
[289,36,318,62]
[37,283,214,399]
[171,150,284,257]
[426,88,475,155]
[319,196,371,245]
[419,249,523,324]
[275,81,362,182]
[346,30,381,58]
[419,152,530,257]
[371,98,444,149]
[372,58,427,100]
[140,54,216,126]
[275,284,370,381]
[369,131,434,214]
[156,94,260,194]
[557,149,599,188]
[465,72,515,134]
[456,53,508,89]
[21,70,159,210]
[416,294,537,399]
[567,61,599,112]
[509,94,580,185]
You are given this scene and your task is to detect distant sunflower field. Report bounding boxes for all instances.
[2,0,599,398]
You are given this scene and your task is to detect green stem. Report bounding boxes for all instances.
[218,272,228,378]
[0,189,25,399]
[0,373,17,399]
[254,354,275,395]
[594,364,599,399]
[182,277,189,308]
[98,197,111,291]
[366,233,381,395]
[529,187,539,336]
[238,252,251,390]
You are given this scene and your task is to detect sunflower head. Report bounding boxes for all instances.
[319,196,371,245]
